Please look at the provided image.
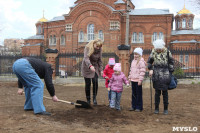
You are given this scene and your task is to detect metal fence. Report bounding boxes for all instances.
[130,48,200,78]
[0,55,46,75]
[55,52,119,77]
[0,47,199,79]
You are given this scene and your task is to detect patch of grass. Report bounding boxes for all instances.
[191,81,195,84]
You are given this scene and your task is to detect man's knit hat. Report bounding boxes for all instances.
[113,63,121,72]
[153,39,165,49]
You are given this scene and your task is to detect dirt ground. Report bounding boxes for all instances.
[0,81,200,133]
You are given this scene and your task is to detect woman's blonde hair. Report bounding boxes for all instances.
[86,38,103,57]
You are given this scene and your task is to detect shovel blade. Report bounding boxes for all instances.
[75,100,92,109]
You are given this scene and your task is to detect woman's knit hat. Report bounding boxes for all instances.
[133,47,143,56]
[113,63,121,72]
[108,58,115,65]
[153,39,165,49]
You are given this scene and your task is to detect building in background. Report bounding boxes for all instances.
[21,0,200,76]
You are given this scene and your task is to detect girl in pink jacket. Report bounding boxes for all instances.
[108,63,129,110]
[128,48,146,112]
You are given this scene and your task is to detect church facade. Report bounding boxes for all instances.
[22,0,200,76]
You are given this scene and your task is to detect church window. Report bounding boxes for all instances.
[153,32,157,42]
[53,35,56,45]
[179,55,183,63]
[138,32,143,43]
[178,20,180,28]
[37,26,42,34]
[182,19,186,28]
[159,32,163,40]
[60,35,65,45]
[185,55,189,63]
[66,24,72,31]
[110,21,120,30]
[132,32,137,43]
[98,30,104,41]
[188,18,192,28]
[87,24,94,41]
[79,31,84,42]
[49,35,53,45]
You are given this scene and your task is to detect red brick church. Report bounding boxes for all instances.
[22,0,200,76]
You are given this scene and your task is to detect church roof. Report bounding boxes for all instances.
[130,8,172,15]
[114,0,125,4]
[177,5,192,15]
[25,35,44,40]
[38,17,48,22]
[171,29,200,35]
[48,16,65,22]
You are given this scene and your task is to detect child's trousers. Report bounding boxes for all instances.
[110,90,122,110]
[131,81,143,110]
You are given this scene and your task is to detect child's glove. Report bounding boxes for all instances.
[126,84,130,87]
[107,88,111,91]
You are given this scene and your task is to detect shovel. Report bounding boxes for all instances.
[22,92,91,109]
[43,96,91,109]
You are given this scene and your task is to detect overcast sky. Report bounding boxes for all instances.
[0,0,199,45]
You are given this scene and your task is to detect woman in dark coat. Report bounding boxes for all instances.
[148,39,174,115]
[81,38,103,105]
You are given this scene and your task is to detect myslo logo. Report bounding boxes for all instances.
[172,127,198,132]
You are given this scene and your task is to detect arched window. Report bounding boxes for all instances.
[132,32,137,43]
[98,30,103,40]
[153,32,157,42]
[53,35,56,45]
[49,35,52,45]
[37,26,41,34]
[188,18,192,28]
[60,35,65,45]
[79,31,84,42]
[178,20,180,28]
[182,19,186,28]
[159,32,163,40]
[139,32,143,43]
[87,24,94,41]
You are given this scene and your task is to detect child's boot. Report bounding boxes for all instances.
[154,104,159,114]
[93,96,97,105]
[86,96,91,104]
[163,105,168,115]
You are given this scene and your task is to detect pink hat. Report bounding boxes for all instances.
[108,58,115,65]
[113,63,121,72]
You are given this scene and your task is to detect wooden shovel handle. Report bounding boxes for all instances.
[43,96,81,106]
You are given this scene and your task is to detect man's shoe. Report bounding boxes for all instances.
[154,110,159,114]
[36,111,51,116]
[163,110,168,115]
[24,109,33,111]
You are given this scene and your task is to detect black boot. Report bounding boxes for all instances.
[154,105,159,114]
[163,105,168,115]
[93,96,97,105]
[86,96,91,104]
